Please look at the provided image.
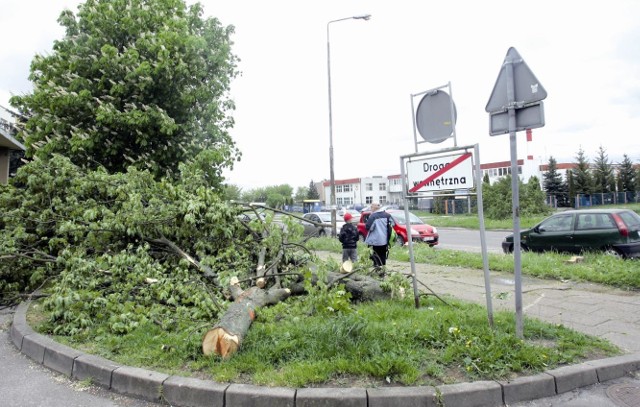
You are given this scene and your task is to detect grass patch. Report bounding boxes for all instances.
[30,295,617,388]
[307,237,640,290]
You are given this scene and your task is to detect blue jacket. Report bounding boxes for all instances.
[364,211,393,246]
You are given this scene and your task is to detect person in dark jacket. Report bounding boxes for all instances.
[364,203,394,268]
[338,212,359,263]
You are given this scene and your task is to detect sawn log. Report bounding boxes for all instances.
[202,283,290,358]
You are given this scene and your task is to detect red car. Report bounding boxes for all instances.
[357,209,439,246]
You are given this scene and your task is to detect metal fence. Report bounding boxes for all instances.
[574,192,640,208]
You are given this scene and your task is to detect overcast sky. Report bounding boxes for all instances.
[2,0,639,191]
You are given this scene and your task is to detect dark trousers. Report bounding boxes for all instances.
[370,245,388,266]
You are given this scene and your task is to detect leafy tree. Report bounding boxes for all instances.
[223,184,243,202]
[266,193,285,209]
[482,175,515,219]
[592,146,616,193]
[520,176,550,217]
[566,169,575,208]
[572,147,593,195]
[241,185,293,207]
[482,175,549,220]
[294,186,309,203]
[616,154,636,193]
[307,180,320,200]
[11,0,240,181]
[542,156,569,207]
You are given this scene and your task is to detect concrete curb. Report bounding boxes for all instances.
[10,300,640,407]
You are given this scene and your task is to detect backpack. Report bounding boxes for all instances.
[388,220,396,245]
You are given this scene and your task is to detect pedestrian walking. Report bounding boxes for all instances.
[338,212,359,263]
[364,203,394,269]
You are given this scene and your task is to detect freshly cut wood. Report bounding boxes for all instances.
[202,285,291,358]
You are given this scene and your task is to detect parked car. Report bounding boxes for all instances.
[337,208,361,223]
[501,209,640,258]
[357,209,439,246]
[299,212,344,237]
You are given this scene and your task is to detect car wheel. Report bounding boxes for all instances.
[318,229,326,237]
[506,243,527,253]
[359,234,366,242]
[395,235,405,246]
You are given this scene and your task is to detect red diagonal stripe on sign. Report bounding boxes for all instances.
[409,152,472,193]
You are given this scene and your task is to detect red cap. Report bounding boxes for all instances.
[343,213,353,222]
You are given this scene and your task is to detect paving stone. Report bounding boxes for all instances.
[72,353,122,388]
[163,376,228,407]
[43,341,83,377]
[437,380,503,407]
[225,384,295,407]
[110,366,169,402]
[546,363,599,394]
[499,373,556,404]
[367,386,437,407]
[586,353,640,382]
[296,387,367,407]
[21,333,56,364]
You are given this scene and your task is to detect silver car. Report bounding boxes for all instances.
[300,212,344,237]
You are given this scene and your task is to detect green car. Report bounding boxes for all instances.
[502,209,640,258]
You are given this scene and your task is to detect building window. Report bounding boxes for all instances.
[336,185,343,193]
[343,184,352,192]
[379,196,387,204]
[379,183,386,191]
[365,196,373,204]
[365,183,373,191]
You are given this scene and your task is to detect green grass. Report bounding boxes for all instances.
[307,237,640,290]
[32,295,617,388]
[29,204,639,389]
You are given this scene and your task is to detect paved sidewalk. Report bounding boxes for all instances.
[400,260,640,353]
[320,250,640,353]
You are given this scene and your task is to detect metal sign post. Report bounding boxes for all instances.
[404,81,493,327]
[485,47,547,339]
[402,145,493,326]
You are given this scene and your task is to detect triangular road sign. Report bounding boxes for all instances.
[485,47,547,113]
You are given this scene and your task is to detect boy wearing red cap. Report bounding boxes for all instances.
[338,212,359,263]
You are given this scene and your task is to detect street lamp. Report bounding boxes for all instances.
[327,14,371,237]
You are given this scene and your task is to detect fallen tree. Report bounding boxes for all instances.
[202,277,291,358]
[202,268,396,358]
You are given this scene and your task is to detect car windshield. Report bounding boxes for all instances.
[390,211,423,225]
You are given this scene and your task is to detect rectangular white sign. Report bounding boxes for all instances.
[406,153,474,193]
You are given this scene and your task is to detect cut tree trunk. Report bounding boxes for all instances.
[288,272,390,302]
[327,272,389,302]
[202,284,291,358]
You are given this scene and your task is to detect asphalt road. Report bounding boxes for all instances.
[435,227,507,253]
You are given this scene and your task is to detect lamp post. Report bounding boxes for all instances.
[327,14,371,237]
